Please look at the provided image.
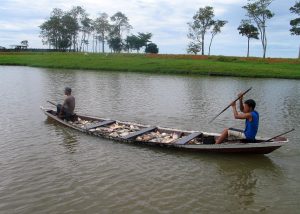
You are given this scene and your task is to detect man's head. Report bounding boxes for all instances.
[243,99,256,113]
[64,87,72,95]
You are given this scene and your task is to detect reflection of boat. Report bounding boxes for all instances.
[40,107,288,154]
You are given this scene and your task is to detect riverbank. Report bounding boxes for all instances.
[0,52,299,79]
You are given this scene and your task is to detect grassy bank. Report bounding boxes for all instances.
[0,52,299,79]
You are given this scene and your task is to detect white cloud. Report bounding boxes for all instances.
[0,0,298,57]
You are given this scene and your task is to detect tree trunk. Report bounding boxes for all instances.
[101,32,105,53]
[92,35,94,53]
[102,41,105,53]
[208,35,214,56]
[87,34,90,52]
[263,29,267,59]
[95,38,97,53]
[99,37,101,53]
[201,33,205,55]
[298,45,300,59]
[247,37,250,57]
[262,18,267,59]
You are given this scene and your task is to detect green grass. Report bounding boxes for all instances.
[0,52,299,79]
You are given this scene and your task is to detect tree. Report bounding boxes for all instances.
[188,6,215,55]
[187,42,201,55]
[145,43,159,54]
[135,32,152,53]
[108,37,123,53]
[238,20,259,57]
[125,35,139,52]
[124,32,152,53]
[40,7,81,51]
[290,1,300,58]
[40,8,63,49]
[110,12,132,38]
[21,40,29,48]
[243,0,274,58]
[80,16,92,52]
[94,13,111,53]
[69,6,87,51]
[39,7,157,54]
[138,32,152,46]
[208,20,227,55]
[61,12,79,51]
[107,12,131,53]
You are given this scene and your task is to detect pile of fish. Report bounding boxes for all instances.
[70,117,98,128]
[70,118,141,138]
[136,131,181,144]
[93,122,141,138]
[187,139,202,145]
[69,117,195,144]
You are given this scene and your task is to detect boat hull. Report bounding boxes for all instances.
[41,107,288,154]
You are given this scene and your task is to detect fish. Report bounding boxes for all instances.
[120,132,130,137]
[109,132,119,137]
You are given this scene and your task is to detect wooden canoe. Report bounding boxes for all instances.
[40,107,288,154]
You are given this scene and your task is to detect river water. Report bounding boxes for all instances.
[0,66,299,213]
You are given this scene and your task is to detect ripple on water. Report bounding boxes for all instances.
[0,66,300,213]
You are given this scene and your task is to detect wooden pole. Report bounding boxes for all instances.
[209,87,252,123]
[264,129,295,142]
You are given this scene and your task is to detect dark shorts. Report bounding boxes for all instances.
[57,104,74,121]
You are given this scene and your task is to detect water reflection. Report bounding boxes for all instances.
[44,118,79,154]
[0,66,299,214]
[214,155,282,211]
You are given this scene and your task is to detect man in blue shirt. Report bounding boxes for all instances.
[215,94,259,144]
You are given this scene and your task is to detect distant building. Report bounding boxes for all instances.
[0,46,6,49]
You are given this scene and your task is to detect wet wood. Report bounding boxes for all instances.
[174,132,202,145]
[40,108,288,154]
[86,120,116,130]
[123,126,157,140]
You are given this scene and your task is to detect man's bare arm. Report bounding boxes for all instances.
[59,100,66,117]
[232,101,252,120]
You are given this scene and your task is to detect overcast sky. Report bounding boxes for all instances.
[0,0,299,57]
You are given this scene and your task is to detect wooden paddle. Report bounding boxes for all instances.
[264,129,295,142]
[209,87,252,123]
[47,100,57,106]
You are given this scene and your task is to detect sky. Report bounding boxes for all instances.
[0,0,299,58]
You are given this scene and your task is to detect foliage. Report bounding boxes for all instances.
[145,43,159,54]
[110,12,132,38]
[93,13,111,53]
[214,56,239,62]
[208,20,227,55]
[290,1,300,35]
[21,40,29,48]
[238,20,259,39]
[40,7,83,51]
[125,33,152,53]
[39,7,154,54]
[187,42,201,55]
[238,20,259,57]
[188,6,227,55]
[107,37,123,53]
[188,6,215,55]
[243,0,274,58]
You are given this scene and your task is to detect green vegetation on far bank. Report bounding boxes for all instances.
[0,52,299,79]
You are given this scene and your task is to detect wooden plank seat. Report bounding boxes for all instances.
[174,132,202,145]
[86,120,116,130]
[122,126,157,140]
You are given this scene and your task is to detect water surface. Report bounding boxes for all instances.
[0,66,299,213]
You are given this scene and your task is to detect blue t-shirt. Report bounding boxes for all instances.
[244,111,259,140]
